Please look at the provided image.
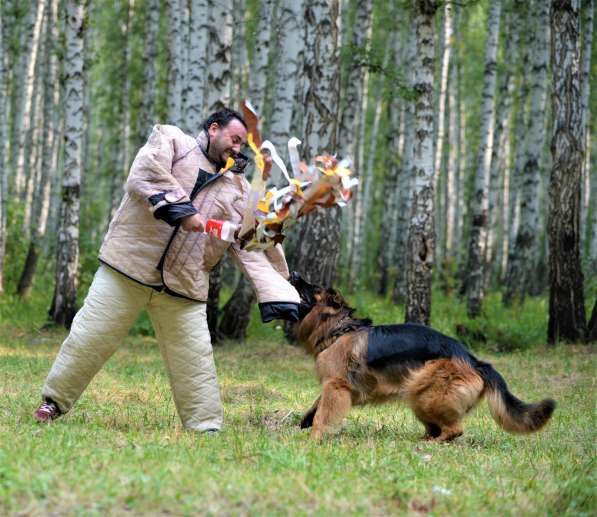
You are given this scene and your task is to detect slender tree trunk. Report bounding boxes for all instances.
[392,24,417,304]
[230,0,248,104]
[205,0,233,333]
[338,0,372,282]
[0,4,7,293]
[218,275,256,342]
[205,0,232,113]
[485,5,520,284]
[269,0,304,179]
[504,0,549,305]
[137,0,160,142]
[287,0,341,288]
[548,0,586,343]
[14,1,45,197]
[109,0,132,224]
[17,0,57,297]
[464,0,501,318]
[404,0,438,325]
[378,31,403,295]
[49,0,86,327]
[247,0,275,114]
[351,43,391,291]
[185,0,208,132]
[167,0,186,127]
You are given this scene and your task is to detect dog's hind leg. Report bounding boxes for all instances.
[311,379,352,440]
[300,396,320,429]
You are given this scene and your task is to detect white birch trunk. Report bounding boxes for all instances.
[17,0,57,297]
[138,0,160,140]
[548,0,586,343]
[486,5,521,281]
[230,0,248,104]
[0,7,7,293]
[464,0,501,318]
[269,0,304,179]
[167,0,186,127]
[445,50,460,259]
[504,0,549,305]
[434,2,454,183]
[205,0,233,112]
[23,49,44,232]
[289,0,341,287]
[14,0,45,196]
[392,24,417,303]
[50,0,85,327]
[248,0,275,114]
[404,0,437,325]
[338,0,372,275]
[378,31,403,295]
[185,0,209,132]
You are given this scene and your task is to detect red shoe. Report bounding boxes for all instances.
[33,399,61,423]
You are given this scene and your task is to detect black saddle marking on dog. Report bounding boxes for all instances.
[366,323,474,369]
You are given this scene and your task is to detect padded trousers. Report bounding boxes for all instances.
[42,265,223,432]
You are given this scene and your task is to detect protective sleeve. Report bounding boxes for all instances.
[125,124,192,215]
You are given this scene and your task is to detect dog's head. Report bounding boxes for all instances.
[290,272,350,318]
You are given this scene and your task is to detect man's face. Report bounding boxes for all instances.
[207,119,247,165]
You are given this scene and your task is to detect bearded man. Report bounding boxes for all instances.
[33,108,300,433]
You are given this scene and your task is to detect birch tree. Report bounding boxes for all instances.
[230,0,248,104]
[289,0,341,287]
[0,4,7,293]
[205,0,233,113]
[167,0,186,127]
[204,0,233,336]
[269,0,305,169]
[185,0,209,132]
[247,0,275,114]
[463,0,501,318]
[548,0,586,343]
[137,0,160,141]
[392,24,417,303]
[504,0,549,305]
[49,0,85,327]
[17,0,57,297]
[14,1,45,196]
[404,0,438,325]
[486,4,521,281]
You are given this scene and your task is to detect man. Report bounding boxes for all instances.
[33,108,301,433]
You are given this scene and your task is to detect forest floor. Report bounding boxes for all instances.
[1,307,594,516]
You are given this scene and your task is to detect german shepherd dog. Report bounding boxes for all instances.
[289,272,555,442]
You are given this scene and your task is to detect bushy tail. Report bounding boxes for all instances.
[475,360,555,433]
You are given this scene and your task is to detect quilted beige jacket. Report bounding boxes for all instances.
[99,124,300,316]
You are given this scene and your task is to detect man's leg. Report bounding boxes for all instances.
[41,266,149,414]
[148,295,223,432]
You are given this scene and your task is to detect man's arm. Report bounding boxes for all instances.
[126,124,200,227]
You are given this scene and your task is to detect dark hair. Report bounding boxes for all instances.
[201,108,247,132]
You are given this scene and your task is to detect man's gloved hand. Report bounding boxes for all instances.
[181,213,206,232]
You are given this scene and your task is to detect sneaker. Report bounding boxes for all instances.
[33,399,61,423]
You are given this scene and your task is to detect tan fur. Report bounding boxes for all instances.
[296,296,554,442]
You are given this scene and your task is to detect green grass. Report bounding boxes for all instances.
[1,305,595,515]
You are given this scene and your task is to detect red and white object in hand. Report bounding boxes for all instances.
[205,219,240,242]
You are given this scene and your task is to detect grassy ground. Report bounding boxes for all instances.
[0,285,595,516]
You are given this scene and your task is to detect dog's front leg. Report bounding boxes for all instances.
[300,396,320,429]
[311,379,352,440]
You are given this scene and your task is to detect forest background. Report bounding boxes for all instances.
[0,0,595,344]
[0,0,596,514]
